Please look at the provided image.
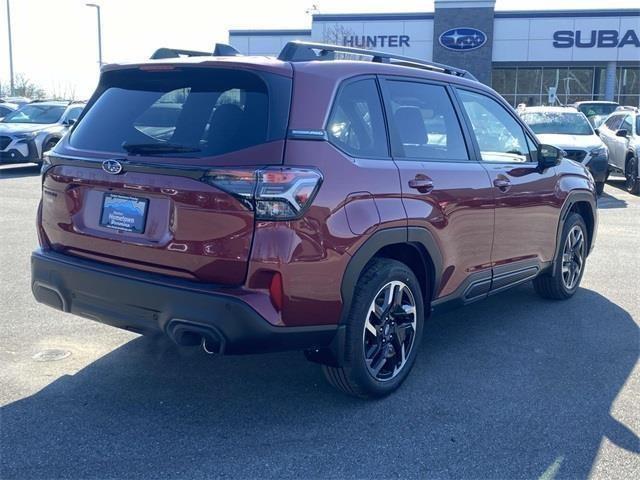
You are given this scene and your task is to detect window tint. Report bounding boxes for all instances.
[605,115,623,131]
[385,81,468,161]
[458,89,532,163]
[64,106,84,122]
[2,105,66,124]
[70,68,291,158]
[327,79,388,158]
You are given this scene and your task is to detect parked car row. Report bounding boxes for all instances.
[597,108,640,194]
[517,104,640,196]
[0,100,85,165]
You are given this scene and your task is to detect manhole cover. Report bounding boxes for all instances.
[32,349,72,362]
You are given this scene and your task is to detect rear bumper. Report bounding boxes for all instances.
[31,249,337,354]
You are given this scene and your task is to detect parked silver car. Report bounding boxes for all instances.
[0,101,85,165]
[598,109,640,195]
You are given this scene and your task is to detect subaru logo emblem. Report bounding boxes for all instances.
[102,159,123,175]
[439,28,487,51]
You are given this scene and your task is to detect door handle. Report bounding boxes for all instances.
[493,177,512,192]
[408,175,434,193]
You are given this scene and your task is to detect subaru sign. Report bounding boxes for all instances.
[439,28,487,51]
[552,29,640,48]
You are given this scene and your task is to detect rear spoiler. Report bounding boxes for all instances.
[150,43,241,59]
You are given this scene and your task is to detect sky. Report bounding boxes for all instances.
[0,0,638,99]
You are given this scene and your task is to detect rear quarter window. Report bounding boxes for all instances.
[326,78,388,158]
[70,68,291,157]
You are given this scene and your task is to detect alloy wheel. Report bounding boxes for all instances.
[363,281,417,382]
[561,225,585,290]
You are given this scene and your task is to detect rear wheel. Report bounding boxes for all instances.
[534,213,587,300]
[322,258,424,398]
[625,156,640,195]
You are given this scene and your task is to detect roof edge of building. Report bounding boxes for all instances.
[229,29,312,37]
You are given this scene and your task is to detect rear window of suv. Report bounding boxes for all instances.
[70,67,291,157]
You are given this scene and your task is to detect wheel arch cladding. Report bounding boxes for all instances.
[553,191,597,277]
[340,227,443,324]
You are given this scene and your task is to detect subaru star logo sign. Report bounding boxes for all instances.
[102,159,123,175]
[439,27,487,51]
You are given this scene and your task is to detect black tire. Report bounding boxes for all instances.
[534,212,588,300]
[625,156,640,195]
[595,181,605,196]
[322,258,424,399]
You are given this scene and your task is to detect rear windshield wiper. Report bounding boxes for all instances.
[122,142,201,155]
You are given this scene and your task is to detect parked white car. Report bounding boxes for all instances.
[520,106,609,195]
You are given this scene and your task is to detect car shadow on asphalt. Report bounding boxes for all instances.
[0,164,41,179]
[598,190,628,209]
[1,285,638,479]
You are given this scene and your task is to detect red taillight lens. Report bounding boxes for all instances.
[205,167,322,221]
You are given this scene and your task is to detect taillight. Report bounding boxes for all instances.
[205,167,322,220]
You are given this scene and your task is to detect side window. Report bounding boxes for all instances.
[605,115,623,131]
[327,78,388,158]
[64,107,83,122]
[458,89,532,163]
[620,115,633,133]
[384,81,469,161]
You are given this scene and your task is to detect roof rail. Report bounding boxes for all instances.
[277,41,476,80]
[150,43,241,60]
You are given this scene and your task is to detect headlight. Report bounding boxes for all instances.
[590,146,607,157]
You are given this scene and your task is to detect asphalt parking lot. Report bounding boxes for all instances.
[0,163,638,480]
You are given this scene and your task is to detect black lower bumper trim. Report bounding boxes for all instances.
[31,249,337,354]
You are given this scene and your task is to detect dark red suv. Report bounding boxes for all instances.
[31,42,597,398]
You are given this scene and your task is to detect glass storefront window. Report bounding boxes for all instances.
[492,69,516,95]
[542,68,568,96]
[619,67,640,96]
[516,68,543,95]
[492,66,639,108]
[565,69,594,96]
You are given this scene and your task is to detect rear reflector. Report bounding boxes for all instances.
[269,272,284,311]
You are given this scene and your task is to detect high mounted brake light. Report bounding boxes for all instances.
[205,167,322,221]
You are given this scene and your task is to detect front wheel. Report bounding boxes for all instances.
[322,258,424,398]
[625,157,640,195]
[533,212,588,300]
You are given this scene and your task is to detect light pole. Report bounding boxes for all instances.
[5,0,14,94]
[86,3,102,68]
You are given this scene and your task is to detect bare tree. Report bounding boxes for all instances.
[50,81,77,101]
[322,24,355,47]
[12,74,46,99]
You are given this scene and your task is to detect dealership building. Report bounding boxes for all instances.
[229,0,640,107]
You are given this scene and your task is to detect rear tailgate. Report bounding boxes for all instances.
[40,64,292,285]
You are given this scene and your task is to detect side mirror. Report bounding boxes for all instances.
[615,129,628,138]
[64,118,77,127]
[594,128,600,136]
[537,144,562,169]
